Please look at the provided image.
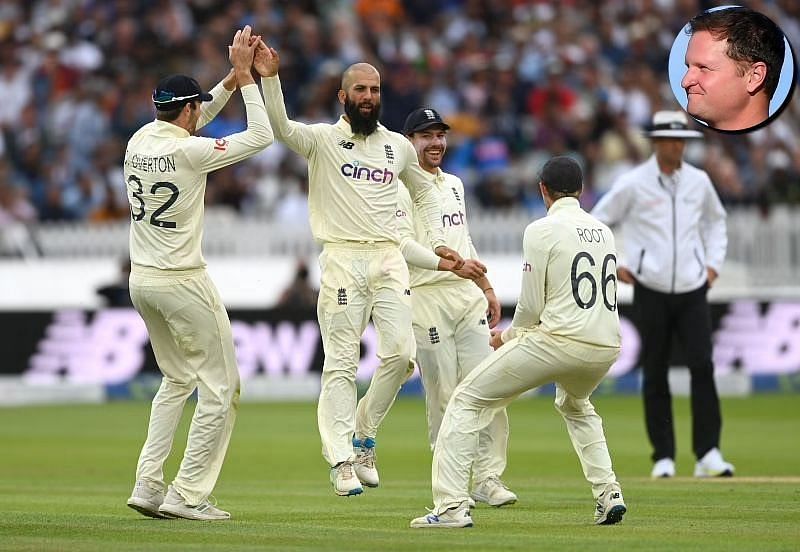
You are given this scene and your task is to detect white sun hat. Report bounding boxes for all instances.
[645,110,704,139]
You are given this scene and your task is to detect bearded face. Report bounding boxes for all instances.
[344,93,381,136]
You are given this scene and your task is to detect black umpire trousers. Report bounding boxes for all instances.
[634,281,722,462]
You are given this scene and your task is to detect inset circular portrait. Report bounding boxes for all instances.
[668,5,796,133]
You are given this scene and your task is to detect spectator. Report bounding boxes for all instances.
[96,258,132,307]
[0,1,796,225]
[276,260,318,309]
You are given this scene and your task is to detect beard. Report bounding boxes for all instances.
[344,96,381,136]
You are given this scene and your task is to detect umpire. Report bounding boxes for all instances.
[591,111,734,478]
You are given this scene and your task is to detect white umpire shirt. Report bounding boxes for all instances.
[124,82,273,270]
[501,197,621,349]
[261,75,446,248]
[396,168,480,284]
[591,155,727,294]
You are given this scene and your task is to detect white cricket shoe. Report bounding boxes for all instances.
[467,497,476,509]
[651,458,676,478]
[471,476,517,507]
[410,502,473,529]
[694,448,734,477]
[158,486,231,521]
[126,480,167,519]
[330,461,363,496]
[353,437,379,488]
[594,487,627,525]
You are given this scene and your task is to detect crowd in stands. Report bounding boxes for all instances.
[1,0,799,234]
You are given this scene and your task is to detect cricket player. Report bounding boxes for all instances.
[411,156,627,528]
[253,46,466,496]
[125,26,273,521]
[396,107,516,507]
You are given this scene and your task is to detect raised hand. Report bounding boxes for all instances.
[253,40,280,77]
[229,26,258,85]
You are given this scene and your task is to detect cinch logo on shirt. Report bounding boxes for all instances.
[340,162,394,184]
[442,211,465,227]
[522,261,532,272]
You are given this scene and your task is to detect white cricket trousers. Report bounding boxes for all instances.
[432,327,620,513]
[317,242,413,466]
[129,266,240,506]
[412,281,508,482]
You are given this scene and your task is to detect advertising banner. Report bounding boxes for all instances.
[2,302,799,403]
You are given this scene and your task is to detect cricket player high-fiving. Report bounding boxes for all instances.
[125,26,273,521]
[252,44,467,496]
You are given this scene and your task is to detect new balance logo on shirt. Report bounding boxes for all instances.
[452,187,461,202]
[338,140,354,150]
[337,288,348,305]
[428,327,440,344]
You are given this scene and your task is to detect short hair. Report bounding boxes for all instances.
[155,100,197,122]
[540,156,582,197]
[687,7,785,99]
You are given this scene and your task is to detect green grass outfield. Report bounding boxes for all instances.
[1,394,798,551]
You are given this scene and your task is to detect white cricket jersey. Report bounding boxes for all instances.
[261,75,445,247]
[502,197,621,349]
[124,83,272,270]
[396,169,479,287]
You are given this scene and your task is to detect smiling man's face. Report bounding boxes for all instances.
[409,127,448,174]
[681,30,754,129]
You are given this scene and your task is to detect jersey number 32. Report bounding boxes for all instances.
[128,175,179,229]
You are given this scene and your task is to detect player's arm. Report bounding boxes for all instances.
[253,42,317,158]
[475,274,501,329]
[396,184,440,271]
[396,186,485,278]
[500,223,548,343]
[398,140,463,267]
[700,174,727,285]
[466,237,501,327]
[184,27,273,172]
[196,69,237,130]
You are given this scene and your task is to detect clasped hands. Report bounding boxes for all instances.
[435,246,486,280]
